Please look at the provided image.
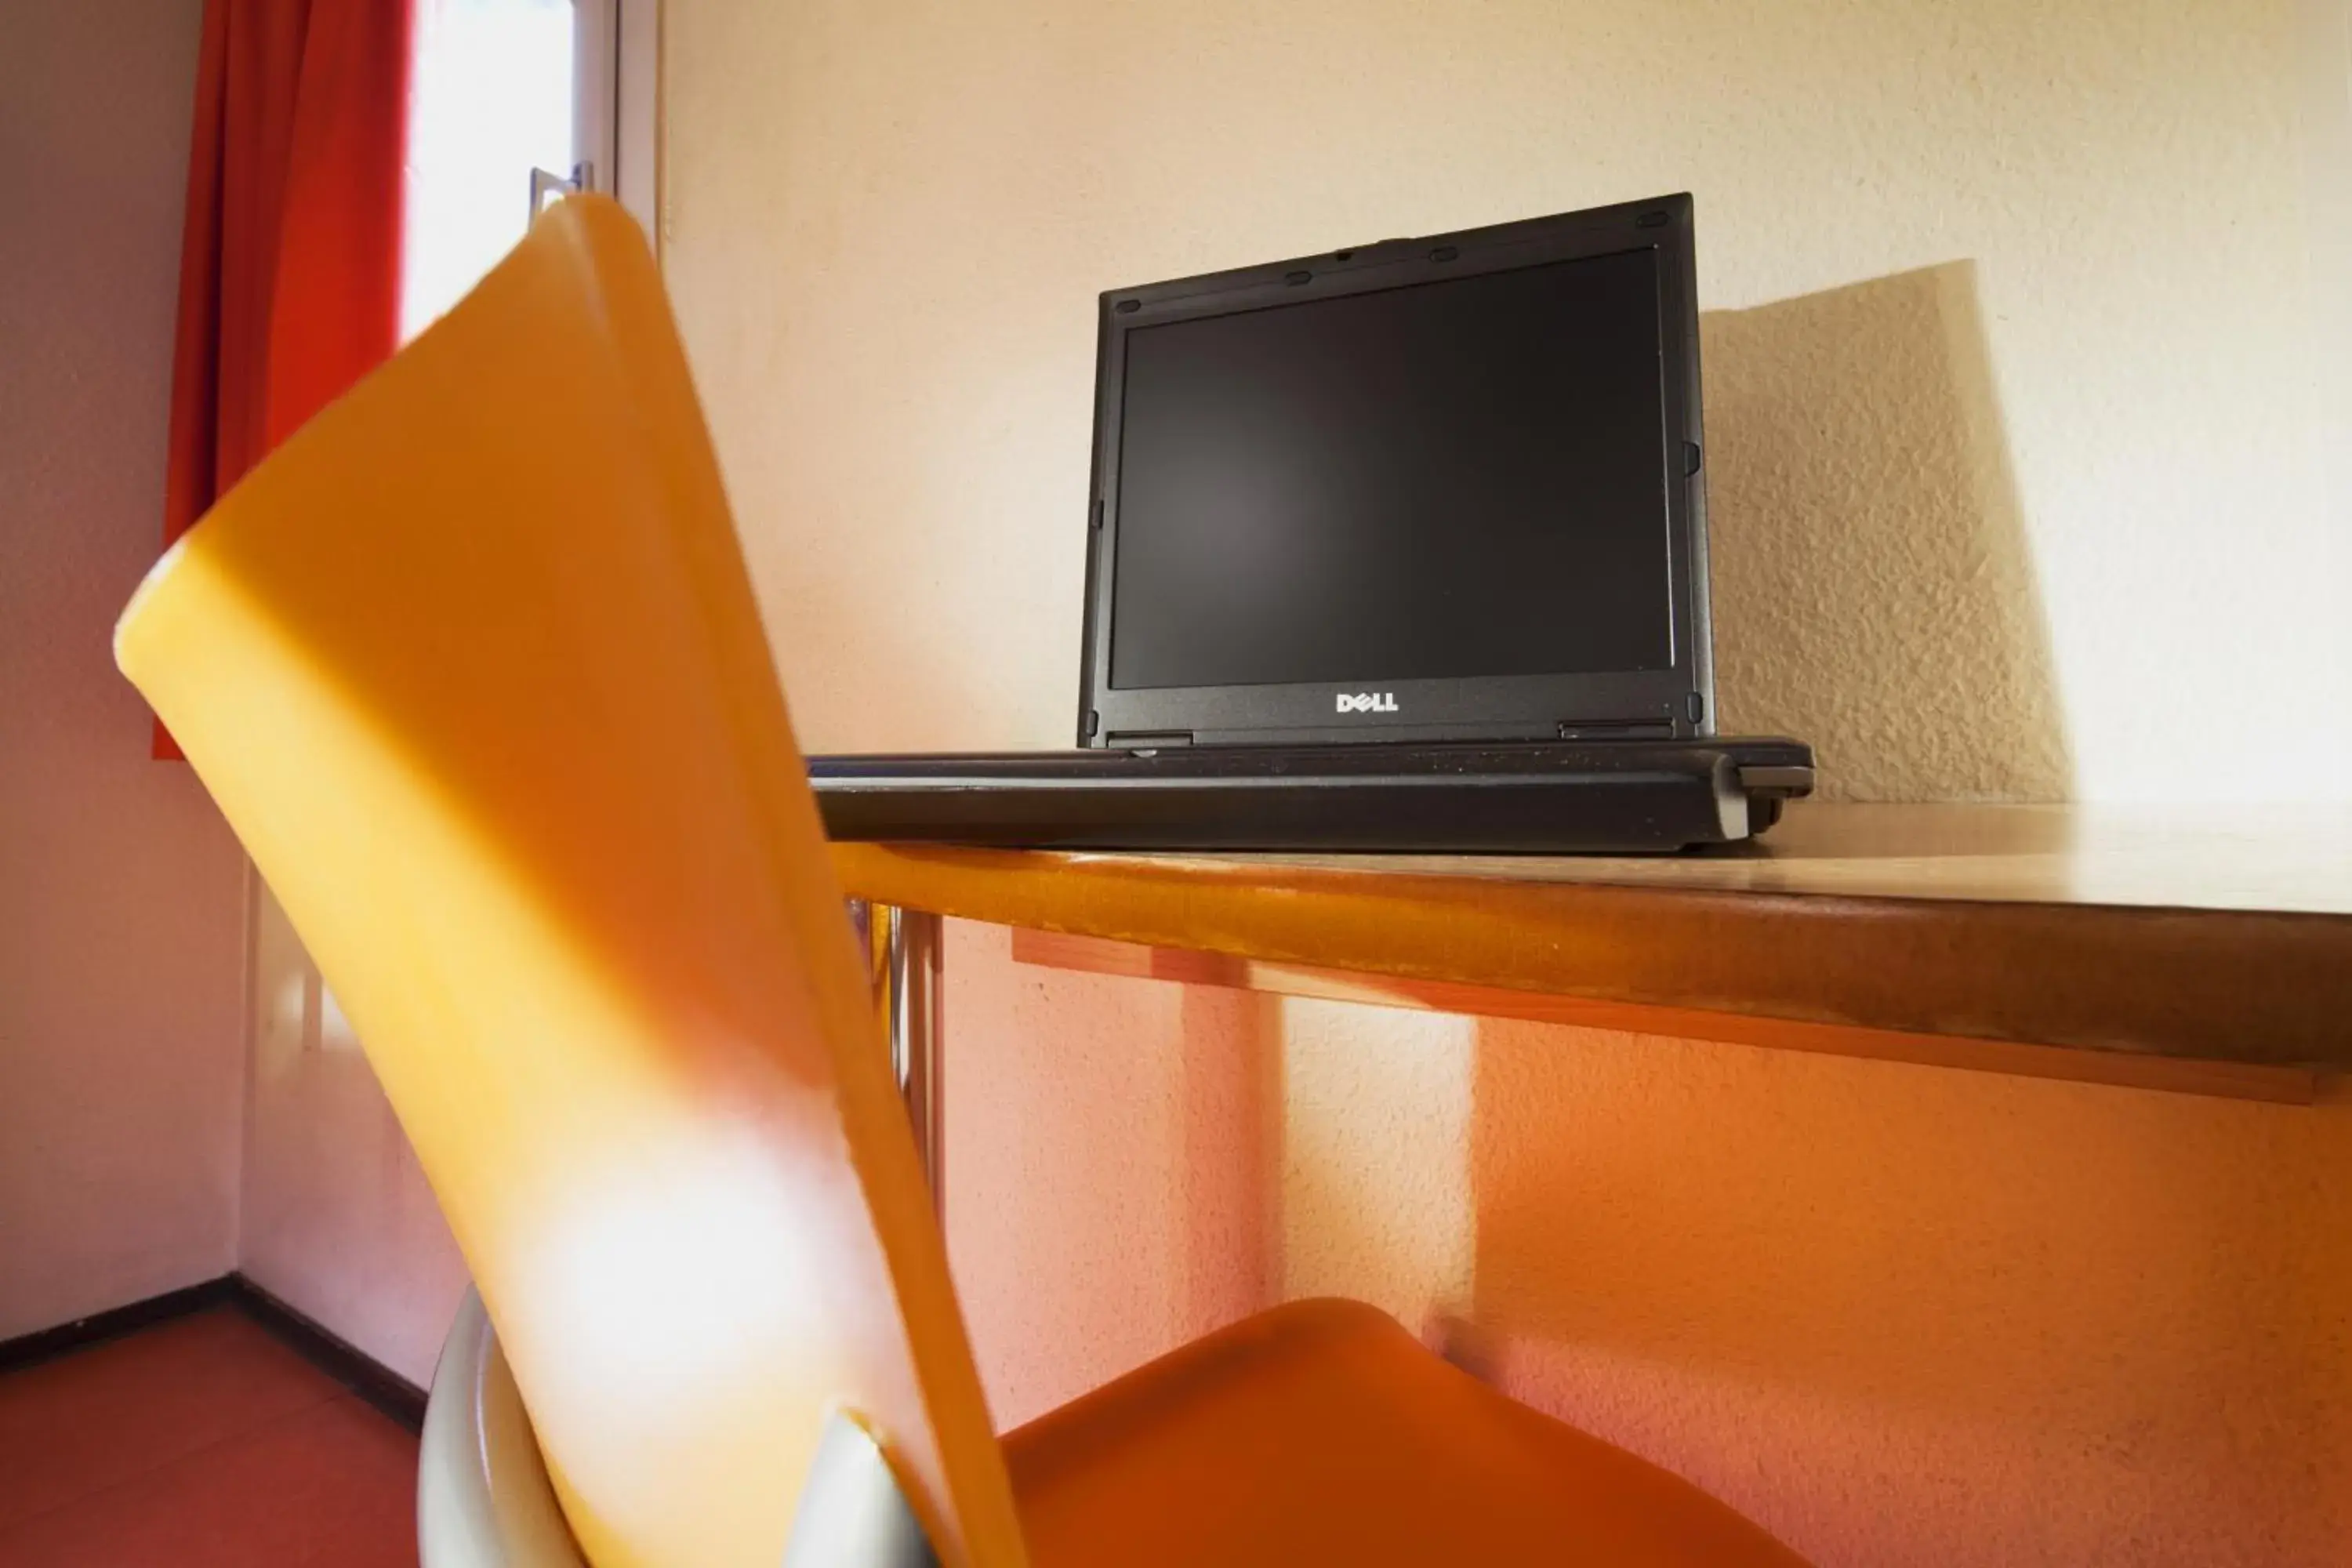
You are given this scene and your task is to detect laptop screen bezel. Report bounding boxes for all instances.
[1076,192,1713,749]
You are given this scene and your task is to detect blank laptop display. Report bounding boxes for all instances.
[1110,247,1671,692]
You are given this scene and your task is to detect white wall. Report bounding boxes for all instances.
[236,887,468,1385]
[0,0,248,1338]
[665,0,2351,807]
[2300,0,2352,619]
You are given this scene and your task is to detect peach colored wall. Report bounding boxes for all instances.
[661,2,2352,1565]
[0,0,248,1339]
[945,922,2352,1566]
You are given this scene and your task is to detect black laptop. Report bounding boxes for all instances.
[811,194,1813,852]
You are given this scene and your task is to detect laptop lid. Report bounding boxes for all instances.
[1077,193,1712,750]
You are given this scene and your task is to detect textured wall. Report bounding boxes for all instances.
[662,1,2352,1563]
[1465,1017,2351,1564]
[1703,263,2070,800]
[665,0,2350,804]
[942,923,2352,1566]
[0,0,248,1338]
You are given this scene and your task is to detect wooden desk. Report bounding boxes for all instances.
[843,803,2352,1135]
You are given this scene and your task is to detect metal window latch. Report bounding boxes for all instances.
[528,161,597,222]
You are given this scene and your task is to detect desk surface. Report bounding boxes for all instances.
[830,802,2352,1080]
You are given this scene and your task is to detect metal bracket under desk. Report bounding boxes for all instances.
[857,901,946,1208]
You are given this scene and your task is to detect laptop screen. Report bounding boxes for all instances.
[1107,245,1673,692]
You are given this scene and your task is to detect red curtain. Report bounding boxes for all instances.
[157,0,414,757]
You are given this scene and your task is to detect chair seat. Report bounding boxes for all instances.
[1003,1299,1806,1567]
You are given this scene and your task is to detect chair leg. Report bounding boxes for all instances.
[781,1411,943,1568]
[418,1288,587,1568]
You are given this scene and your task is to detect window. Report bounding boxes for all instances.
[401,0,652,340]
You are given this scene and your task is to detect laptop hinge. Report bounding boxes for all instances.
[1105,730,1194,749]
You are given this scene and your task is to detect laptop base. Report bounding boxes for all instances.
[810,738,1813,855]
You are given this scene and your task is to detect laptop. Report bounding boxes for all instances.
[810,193,1813,852]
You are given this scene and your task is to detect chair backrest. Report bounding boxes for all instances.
[116,196,1028,1568]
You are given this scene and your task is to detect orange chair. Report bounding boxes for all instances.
[116,194,1809,1568]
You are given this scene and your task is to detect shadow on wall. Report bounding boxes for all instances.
[1465,1018,2352,1563]
[1701,262,2071,802]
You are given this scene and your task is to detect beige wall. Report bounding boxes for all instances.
[235,888,468,1386]
[0,0,247,1338]
[666,0,2350,804]
[663,2,2352,1564]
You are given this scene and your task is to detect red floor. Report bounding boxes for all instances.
[0,1308,418,1566]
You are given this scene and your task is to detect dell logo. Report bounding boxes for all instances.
[1336,691,1399,714]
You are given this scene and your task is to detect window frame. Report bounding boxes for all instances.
[573,0,658,240]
